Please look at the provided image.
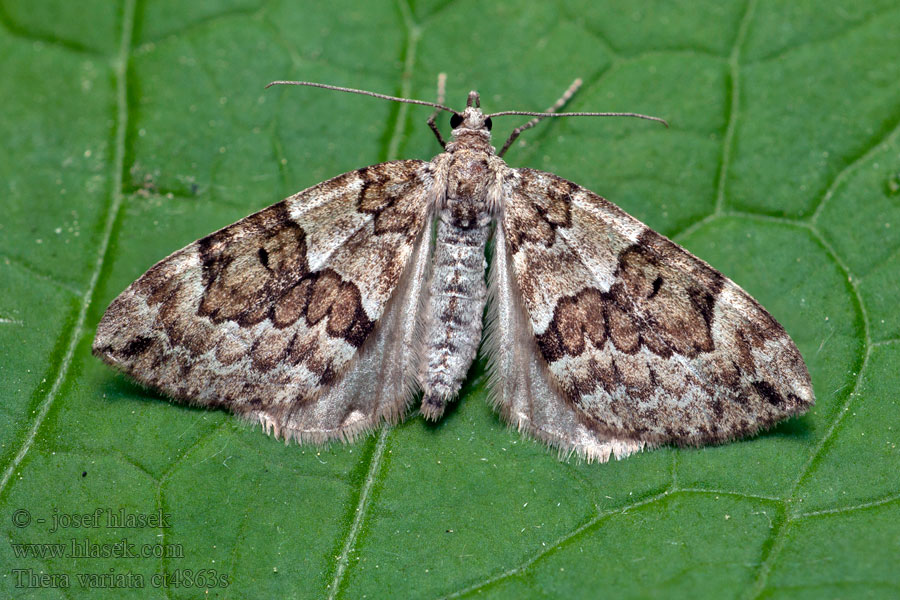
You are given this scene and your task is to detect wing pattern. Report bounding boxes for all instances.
[94,160,434,441]
[496,167,813,450]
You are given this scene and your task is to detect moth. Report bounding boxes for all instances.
[93,77,814,462]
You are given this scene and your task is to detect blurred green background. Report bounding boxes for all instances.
[1,1,899,598]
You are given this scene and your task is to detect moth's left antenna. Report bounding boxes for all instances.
[265,80,458,115]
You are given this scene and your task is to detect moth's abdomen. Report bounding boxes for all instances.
[420,205,491,420]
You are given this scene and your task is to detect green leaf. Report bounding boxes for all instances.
[2,1,898,598]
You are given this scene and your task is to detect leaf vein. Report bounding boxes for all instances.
[0,0,136,499]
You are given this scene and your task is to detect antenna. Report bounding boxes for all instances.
[492,78,667,157]
[266,78,668,157]
[265,80,458,115]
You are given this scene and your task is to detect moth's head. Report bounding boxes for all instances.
[449,91,493,138]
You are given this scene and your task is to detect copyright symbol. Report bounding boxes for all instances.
[12,509,31,528]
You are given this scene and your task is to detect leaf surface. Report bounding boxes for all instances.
[2,1,898,598]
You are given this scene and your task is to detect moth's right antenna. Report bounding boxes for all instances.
[493,78,668,158]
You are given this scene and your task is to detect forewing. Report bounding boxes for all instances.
[94,160,433,440]
[499,167,814,447]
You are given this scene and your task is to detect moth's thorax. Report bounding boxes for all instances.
[446,130,493,155]
[435,149,494,228]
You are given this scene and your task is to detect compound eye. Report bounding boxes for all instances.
[450,113,463,128]
[483,116,492,131]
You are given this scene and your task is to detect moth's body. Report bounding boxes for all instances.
[421,105,499,418]
[93,82,814,463]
